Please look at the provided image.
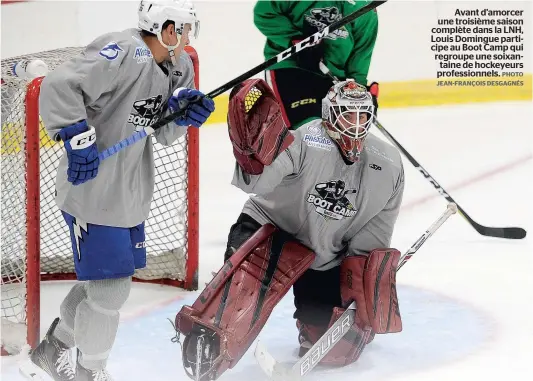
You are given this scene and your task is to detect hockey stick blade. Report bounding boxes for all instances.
[463,208,526,239]
[97,1,388,160]
[372,118,527,240]
[255,204,458,380]
[254,341,293,381]
[255,302,356,381]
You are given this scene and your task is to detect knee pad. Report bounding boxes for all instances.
[86,276,132,311]
[175,224,315,381]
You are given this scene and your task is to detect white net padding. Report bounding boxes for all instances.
[1,47,197,353]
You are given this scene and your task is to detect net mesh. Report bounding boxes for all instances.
[1,47,195,352]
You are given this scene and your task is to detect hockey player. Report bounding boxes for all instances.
[24,1,214,381]
[174,78,404,380]
[254,0,380,129]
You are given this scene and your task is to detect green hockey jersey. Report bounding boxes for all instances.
[253,0,378,85]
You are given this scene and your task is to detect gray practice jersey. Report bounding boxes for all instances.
[40,28,195,228]
[232,120,405,271]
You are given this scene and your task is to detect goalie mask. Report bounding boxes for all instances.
[138,0,199,65]
[322,80,375,163]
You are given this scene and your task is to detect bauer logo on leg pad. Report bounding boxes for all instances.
[299,313,352,376]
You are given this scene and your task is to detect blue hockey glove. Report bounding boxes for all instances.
[57,120,99,186]
[169,88,215,128]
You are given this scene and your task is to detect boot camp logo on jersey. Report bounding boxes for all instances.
[128,95,164,129]
[307,179,357,220]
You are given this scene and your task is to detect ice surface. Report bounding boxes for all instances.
[2,101,531,381]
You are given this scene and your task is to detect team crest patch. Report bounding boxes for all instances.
[306,179,357,220]
[99,41,123,61]
[303,123,333,151]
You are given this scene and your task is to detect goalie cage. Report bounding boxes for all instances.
[0,46,200,355]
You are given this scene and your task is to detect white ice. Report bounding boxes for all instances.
[2,101,532,381]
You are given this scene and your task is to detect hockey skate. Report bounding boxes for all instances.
[75,351,114,381]
[19,318,75,381]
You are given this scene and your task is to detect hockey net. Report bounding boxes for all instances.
[1,46,200,354]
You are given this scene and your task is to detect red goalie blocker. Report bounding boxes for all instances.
[227,78,294,175]
[174,224,315,381]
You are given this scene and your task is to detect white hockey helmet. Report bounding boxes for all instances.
[322,80,375,163]
[138,0,199,63]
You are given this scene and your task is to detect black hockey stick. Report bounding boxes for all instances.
[317,62,526,240]
[255,203,458,381]
[98,1,388,160]
[373,118,527,240]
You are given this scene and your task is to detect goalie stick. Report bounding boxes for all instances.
[317,61,526,240]
[254,203,458,381]
[97,1,388,161]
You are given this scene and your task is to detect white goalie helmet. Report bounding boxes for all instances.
[138,0,199,62]
[322,80,375,163]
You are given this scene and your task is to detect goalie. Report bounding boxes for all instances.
[175,78,405,380]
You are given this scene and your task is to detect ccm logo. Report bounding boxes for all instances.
[291,98,317,108]
[71,127,96,150]
[369,163,382,171]
[135,241,147,249]
[74,134,96,146]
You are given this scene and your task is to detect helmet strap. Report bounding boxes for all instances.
[156,32,181,66]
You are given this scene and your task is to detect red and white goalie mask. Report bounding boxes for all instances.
[322,80,375,163]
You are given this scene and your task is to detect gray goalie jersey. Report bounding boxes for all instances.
[40,28,195,228]
[232,120,405,271]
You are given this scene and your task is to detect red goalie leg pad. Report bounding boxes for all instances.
[341,249,403,335]
[297,308,372,367]
[175,224,315,381]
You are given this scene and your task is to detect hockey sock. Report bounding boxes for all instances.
[54,283,87,348]
[75,277,131,370]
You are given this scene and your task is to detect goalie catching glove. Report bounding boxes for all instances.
[227,78,294,174]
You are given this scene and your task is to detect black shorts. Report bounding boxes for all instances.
[265,68,333,130]
[225,213,341,327]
